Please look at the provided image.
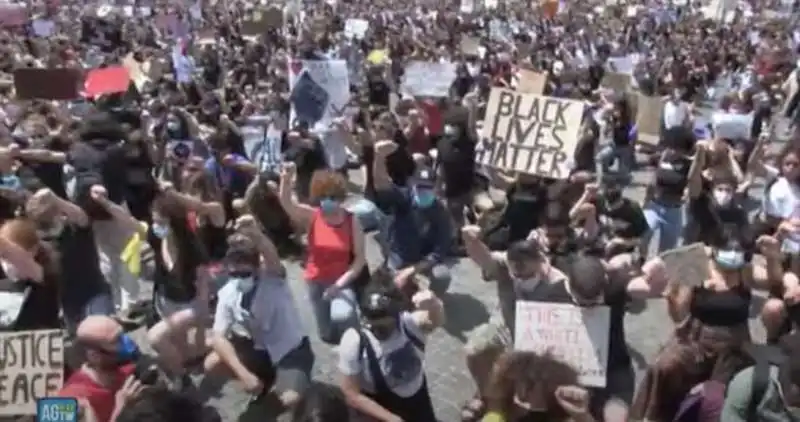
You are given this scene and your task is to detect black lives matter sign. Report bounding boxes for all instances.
[0,329,65,416]
[477,89,583,179]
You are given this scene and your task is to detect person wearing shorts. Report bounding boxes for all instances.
[204,228,314,408]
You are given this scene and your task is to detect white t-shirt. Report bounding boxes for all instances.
[337,312,426,397]
[663,100,689,129]
[764,177,800,219]
[213,273,307,362]
[315,127,349,171]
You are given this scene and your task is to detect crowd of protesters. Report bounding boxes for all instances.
[3,0,800,421]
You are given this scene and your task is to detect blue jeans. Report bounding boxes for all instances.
[306,282,359,342]
[596,144,633,181]
[643,201,684,256]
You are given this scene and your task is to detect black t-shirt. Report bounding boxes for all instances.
[437,134,475,198]
[653,157,691,205]
[367,79,391,108]
[600,199,649,239]
[58,225,110,312]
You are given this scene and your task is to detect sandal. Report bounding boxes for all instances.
[461,396,486,421]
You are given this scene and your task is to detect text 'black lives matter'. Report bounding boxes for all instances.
[0,330,64,413]
[483,90,578,179]
[290,71,330,126]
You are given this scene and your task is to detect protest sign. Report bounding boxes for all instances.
[345,18,369,39]
[514,302,610,387]
[402,61,457,97]
[477,89,583,179]
[0,329,65,415]
[517,69,546,94]
[263,7,283,29]
[288,60,350,130]
[601,72,631,91]
[711,111,753,140]
[14,69,81,100]
[636,94,664,146]
[0,4,26,27]
[658,243,709,288]
[241,9,277,38]
[84,66,130,98]
[460,37,481,56]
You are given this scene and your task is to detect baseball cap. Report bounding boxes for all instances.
[411,166,436,188]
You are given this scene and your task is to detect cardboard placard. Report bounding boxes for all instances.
[242,7,282,38]
[460,37,481,56]
[636,94,664,146]
[658,243,709,288]
[263,7,283,29]
[477,88,584,179]
[0,329,65,416]
[601,72,631,91]
[514,302,610,387]
[13,68,81,100]
[517,69,547,94]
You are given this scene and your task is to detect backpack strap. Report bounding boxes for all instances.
[749,357,773,421]
[400,317,425,352]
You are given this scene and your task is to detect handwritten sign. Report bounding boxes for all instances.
[0,329,65,415]
[514,302,610,387]
[402,61,457,97]
[658,243,709,288]
[477,89,583,179]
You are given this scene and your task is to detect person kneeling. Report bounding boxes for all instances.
[203,215,314,409]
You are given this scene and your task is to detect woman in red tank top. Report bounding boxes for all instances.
[279,163,367,344]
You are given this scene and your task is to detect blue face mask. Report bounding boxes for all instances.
[319,198,340,214]
[152,223,169,239]
[714,249,746,270]
[117,334,140,363]
[412,188,436,208]
[0,175,20,190]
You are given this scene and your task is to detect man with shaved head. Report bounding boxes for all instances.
[57,315,144,422]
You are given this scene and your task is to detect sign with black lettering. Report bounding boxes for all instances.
[0,329,65,415]
[477,89,583,179]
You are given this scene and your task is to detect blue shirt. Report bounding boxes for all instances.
[375,185,453,269]
[204,154,250,193]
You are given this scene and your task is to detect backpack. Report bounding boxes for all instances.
[732,344,796,422]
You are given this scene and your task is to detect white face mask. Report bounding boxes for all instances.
[713,189,733,207]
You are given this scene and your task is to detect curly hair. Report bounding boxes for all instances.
[308,169,347,205]
[485,350,579,421]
